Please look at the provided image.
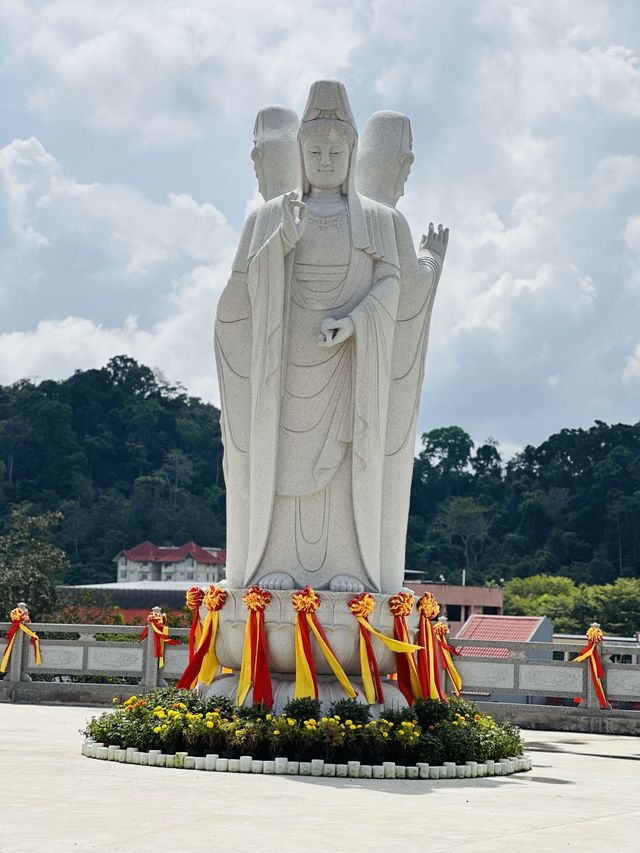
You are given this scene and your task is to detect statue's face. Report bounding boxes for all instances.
[396,131,414,198]
[251,143,267,198]
[302,129,350,191]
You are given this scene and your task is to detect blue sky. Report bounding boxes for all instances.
[1,0,639,458]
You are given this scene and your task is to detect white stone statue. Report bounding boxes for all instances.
[217,82,448,596]
[216,107,300,589]
[356,110,448,592]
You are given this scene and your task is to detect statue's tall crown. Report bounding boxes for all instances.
[301,80,357,132]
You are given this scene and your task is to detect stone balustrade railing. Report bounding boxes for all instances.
[1,622,639,733]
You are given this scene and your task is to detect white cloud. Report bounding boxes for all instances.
[0,0,364,145]
[0,137,237,328]
[623,343,640,382]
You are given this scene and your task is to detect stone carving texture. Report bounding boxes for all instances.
[216,81,448,595]
[30,645,84,670]
[87,646,144,673]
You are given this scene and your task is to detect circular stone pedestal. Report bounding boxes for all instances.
[201,673,410,715]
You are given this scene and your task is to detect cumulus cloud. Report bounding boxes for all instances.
[0,137,237,330]
[0,0,638,454]
[0,0,364,145]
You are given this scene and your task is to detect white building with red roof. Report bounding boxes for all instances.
[114,540,226,584]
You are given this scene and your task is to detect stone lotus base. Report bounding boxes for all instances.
[81,738,532,779]
[200,672,409,716]
[211,589,418,675]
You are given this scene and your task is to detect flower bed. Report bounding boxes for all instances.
[83,691,524,769]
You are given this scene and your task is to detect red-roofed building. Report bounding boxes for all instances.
[455,614,551,658]
[114,541,226,584]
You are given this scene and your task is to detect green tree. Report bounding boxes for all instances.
[0,510,69,618]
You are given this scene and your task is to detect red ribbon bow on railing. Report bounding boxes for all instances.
[0,606,42,673]
[237,587,273,709]
[292,586,356,700]
[416,593,446,701]
[573,624,609,710]
[139,609,179,668]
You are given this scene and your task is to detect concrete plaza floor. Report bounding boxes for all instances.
[1,703,639,853]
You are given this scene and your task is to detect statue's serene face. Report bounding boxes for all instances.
[396,131,414,198]
[302,128,350,191]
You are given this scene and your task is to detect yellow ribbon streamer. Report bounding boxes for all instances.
[197,610,221,686]
[306,614,357,699]
[353,616,422,655]
[294,615,316,699]
[237,614,254,706]
[359,630,376,704]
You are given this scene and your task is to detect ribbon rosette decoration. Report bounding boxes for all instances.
[348,592,421,704]
[573,623,609,710]
[237,587,273,709]
[0,605,42,673]
[388,592,422,704]
[416,593,446,701]
[292,586,356,700]
[177,586,227,690]
[185,586,205,662]
[434,619,462,698]
[139,608,179,668]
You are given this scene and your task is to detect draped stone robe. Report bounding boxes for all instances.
[232,194,402,592]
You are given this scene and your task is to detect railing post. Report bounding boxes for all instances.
[142,627,159,689]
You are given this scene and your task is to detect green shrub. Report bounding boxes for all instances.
[83,693,524,765]
[328,697,372,726]
[281,697,322,723]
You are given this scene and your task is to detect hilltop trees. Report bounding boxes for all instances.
[0,358,638,593]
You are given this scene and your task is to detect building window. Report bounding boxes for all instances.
[121,570,127,579]
[552,651,566,661]
[446,604,462,622]
[141,574,148,581]
[187,572,194,580]
[483,606,500,615]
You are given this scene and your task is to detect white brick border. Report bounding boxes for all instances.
[81,738,532,779]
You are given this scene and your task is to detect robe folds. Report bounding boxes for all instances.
[215,193,438,593]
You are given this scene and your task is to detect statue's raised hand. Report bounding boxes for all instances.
[419,223,449,265]
[319,316,355,347]
[281,191,306,248]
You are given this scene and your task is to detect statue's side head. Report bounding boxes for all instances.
[252,106,300,201]
[356,110,414,208]
[299,80,359,196]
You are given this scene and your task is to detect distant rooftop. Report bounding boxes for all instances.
[114,540,226,565]
[457,614,547,659]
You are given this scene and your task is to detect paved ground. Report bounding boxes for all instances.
[2,703,639,853]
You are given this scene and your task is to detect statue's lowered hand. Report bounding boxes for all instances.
[319,316,355,347]
[419,222,449,264]
[281,191,306,247]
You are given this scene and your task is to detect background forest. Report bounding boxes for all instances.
[0,357,639,629]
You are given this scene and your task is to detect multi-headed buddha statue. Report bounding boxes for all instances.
[216,81,448,599]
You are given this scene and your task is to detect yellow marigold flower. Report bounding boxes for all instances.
[345,719,352,725]
[266,714,272,721]
[382,732,388,738]
[153,726,162,733]
[273,730,280,735]
[321,717,328,722]
[333,715,340,720]
[357,725,362,729]
[474,713,482,721]
[206,721,214,728]
[112,698,119,704]
[350,724,356,730]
